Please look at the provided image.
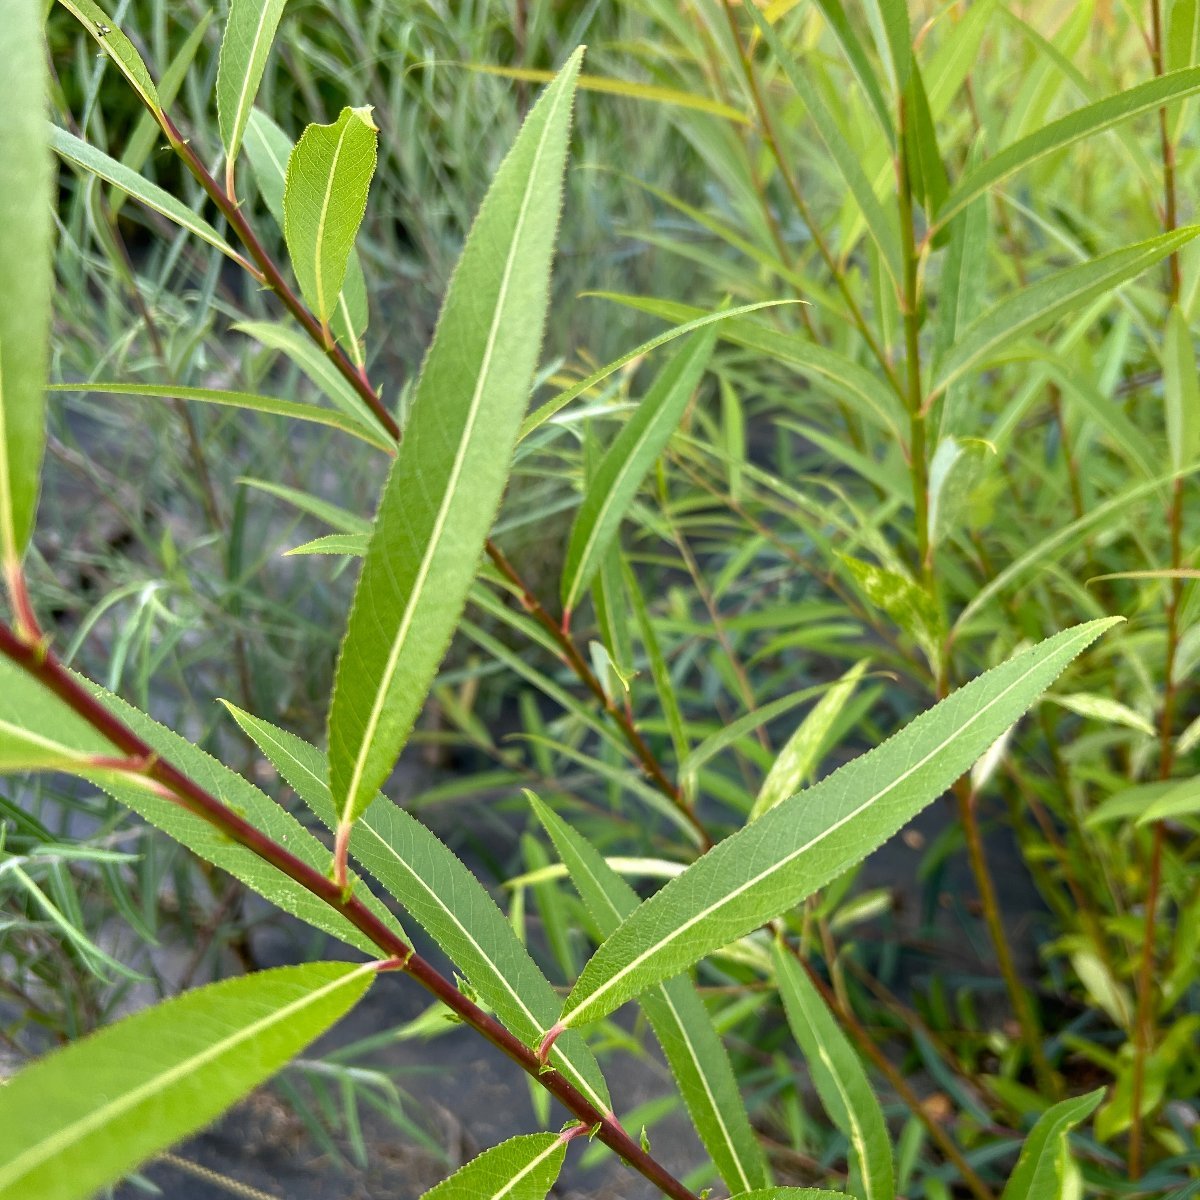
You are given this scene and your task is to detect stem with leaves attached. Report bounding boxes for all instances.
[0,612,699,1200]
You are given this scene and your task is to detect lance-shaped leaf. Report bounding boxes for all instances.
[217,0,288,176]
[419,1133,567,1200]
[999,1089,1104,1200]
[51,127,245,267]
[561,327,715,615]
[554,619,1119,1030]
[0,962,373,1200]
[750,661,869,821]
[939,67,1200,226]
[244,109,369,356]
[1164,306,1200,472]
[773,945,893,1200]
[932,229,1200,396]
[729,1191,843,1199]
[327,50,583,827]
[222,705,612,1114]
[56,0,161,118]
[0,658,407,957]
[284,106,378,329]
[0,0,53,569]
[530,794,768,1195]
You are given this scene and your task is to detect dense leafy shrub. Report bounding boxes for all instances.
[1,2,1197,1198]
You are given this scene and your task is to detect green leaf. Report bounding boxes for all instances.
[46,382,391,451]
[746,6,902,287]
[222,706,611,1114]
[0,962,373,1200]
[555,619,1119,1030]
[217,0,289,174]
[1163,306,1200,472]
[0,0,53,569]
[927,436,994,550]
[939,68,1200,226]
[56,0,162,118]
[519,301,792,439]
[50,126,244,267]
[861,0,912,94]
[1048,692,1155,738]
[419,1133,567,1200]
[773,944,893,1200]
[237,478,371,535]
[750,661,869,821]
[932,229,1200,396]
[561,328,715,615]
[1138,775,1200,825]
[902,62,949,220]
[244,110,370,358]
[285,532,369,557]
[999,1089,1104,1200]
[0,658,406,957]
[284,106,378,330]
[728,1191,844,1199]
[593,293,904,438]
[529,795,768,1194]
[233,320,386,435]
[328,50,583,828]
[812,0,895,141]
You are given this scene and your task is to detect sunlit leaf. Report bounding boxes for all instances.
[0,0,53,568]
[284,106,378,330]
[328,51,583,828]
[0,962,373,1200]
[555,620,1118,1030]
[419,1133,567,1200]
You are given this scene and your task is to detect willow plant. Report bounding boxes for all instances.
[0,2,1184,1199]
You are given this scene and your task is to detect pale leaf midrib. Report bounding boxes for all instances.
[224,0,278,157]
[555,837,754,1191]
[492,1138,563,1200]
[310,118,357,322]
[0,340,14,565]
[0,964,372,1191]
[563,634,1089,1025]
[247,720,607,1112]
[341,78,571,818]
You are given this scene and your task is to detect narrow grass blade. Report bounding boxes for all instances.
[932,229,1200,396]
[561,328,715,615]
[51,127,243,266]
[328,50,583,828]
[0,658,406,957]
[237,478,370,535]
[750,661,869,821]
[46,382,391,450]
[939,68,1200,226]
[420,1133,567,1200]
[773,945,893,1200]
[0,0,53,570]
[530,795,768,1194]
[284,107,378,330]
[56,0,161,118]
[467,63,748,123]
[0,962,374,1200]
[556,620,1119,1029]
[217,0,288,175]
[223,706,611,1114]
[999,1089,1105,1200]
